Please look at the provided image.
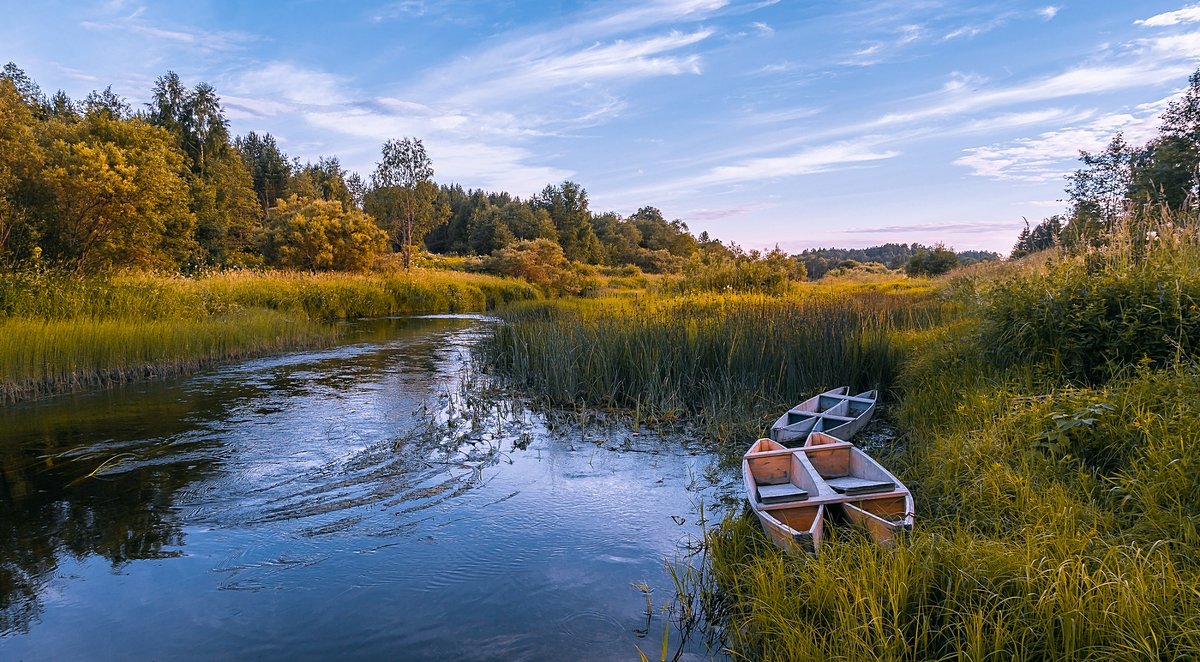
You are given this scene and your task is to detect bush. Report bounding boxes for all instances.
[980,247,1200,384]
[486,238,600,296]
[905,244,959,276]
[263,195,388,272]
[678,247,803,294]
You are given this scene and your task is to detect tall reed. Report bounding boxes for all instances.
[0,268,540,402]
[689,219,1200,660]
[483,278,941,441]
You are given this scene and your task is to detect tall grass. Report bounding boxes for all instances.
[686,219,1200,660]
[0,268,540,402]
[0,310,330,401]
[483,276,941,441]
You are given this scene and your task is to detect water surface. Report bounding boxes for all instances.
[0,317,731,660]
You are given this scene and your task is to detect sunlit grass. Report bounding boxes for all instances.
[677,221,1200,660]
[0,268,541,401]
[482,277,942,442]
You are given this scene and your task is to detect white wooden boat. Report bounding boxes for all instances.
[745,433,914,555]
[742,438,825,555]
[769,387,877,445]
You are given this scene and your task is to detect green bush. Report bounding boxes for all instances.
[980,248,1200,384]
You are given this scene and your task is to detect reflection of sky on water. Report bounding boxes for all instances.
[0,317,736,660]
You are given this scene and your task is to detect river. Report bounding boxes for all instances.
[0,316,734,661]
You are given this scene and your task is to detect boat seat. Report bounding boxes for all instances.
[757,483,809,504]
[825,476,894,495]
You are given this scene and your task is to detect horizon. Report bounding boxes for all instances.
[5,1,1200,254]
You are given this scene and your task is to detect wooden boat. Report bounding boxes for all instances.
[769,387,878,445]
[802,432,914,545]
[742,438,825,555]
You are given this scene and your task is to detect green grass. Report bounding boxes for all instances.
[482,276,942,442]
[0,309,331,401]
[0,268,540,401]
[683,222,1200,660]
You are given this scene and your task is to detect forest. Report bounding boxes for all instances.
[0,63,999,292]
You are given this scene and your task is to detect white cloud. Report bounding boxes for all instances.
[80,17,254,52]
[231,63,350,106]
[953,96,1171,182]
[1038,6,1060,20]
[1136,5,1200,27]
[872,63,1193,129]
[608,140,900,205]
[844,22,927,65]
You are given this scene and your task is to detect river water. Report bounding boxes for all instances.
[0,316,734,660]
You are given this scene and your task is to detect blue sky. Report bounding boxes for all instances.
[5,1,1200,253]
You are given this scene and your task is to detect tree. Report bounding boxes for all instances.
[235,131,291,217]
[905,244,959,277]
[366,137,449,269]
[190,154,261,266]
[1064,134,1133,247]
[488,238,599,296]
[263,195,388,271]
[39,111,195,272]
[82,86,130,120]
[0,75,45,261]
[345,172,366,210]
[1143,67,1200,211]
[532,181,603,263]
[1010,215,1063,259]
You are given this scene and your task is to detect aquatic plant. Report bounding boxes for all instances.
[0,268,540,401]
[482,277,941,442]
[681,219,1200,660]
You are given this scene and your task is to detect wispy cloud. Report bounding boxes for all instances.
[954,95,1172,182]
[609,139,899,204]
[80,15,256,53]
[1135,5,1200,27]
[230,63,349,107]
[845,23,926,65]
[841,220,1021,234]
[1038,6,1060,20]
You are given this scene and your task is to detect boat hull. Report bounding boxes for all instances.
[770,388,877,445]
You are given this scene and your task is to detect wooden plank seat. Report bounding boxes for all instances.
[757,482,809,504]
[825,476,895,495]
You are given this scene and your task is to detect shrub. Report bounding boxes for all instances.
[263,195,388,272]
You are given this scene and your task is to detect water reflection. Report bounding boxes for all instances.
[0,317,732,660]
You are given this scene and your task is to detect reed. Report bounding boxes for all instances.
[0,268,541,402]
[0,309,331,401]
[687,219,1200,660]
[482,277,941,442]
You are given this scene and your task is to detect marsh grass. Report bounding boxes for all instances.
[483,277,941,442]
[0,268,540,401]
[681,219,1200,660]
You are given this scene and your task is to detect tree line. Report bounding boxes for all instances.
[1,63,992,285]
[0,64,726,279]
[1012,68,1200,258]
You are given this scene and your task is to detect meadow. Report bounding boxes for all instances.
[0,269,538,402]
[482,221,1200,660]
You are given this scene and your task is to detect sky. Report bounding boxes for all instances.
[5,1,1200,253]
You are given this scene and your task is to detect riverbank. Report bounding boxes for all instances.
[481,224,1200,659]
[0,269,539,402]
[691,229,1200,659]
